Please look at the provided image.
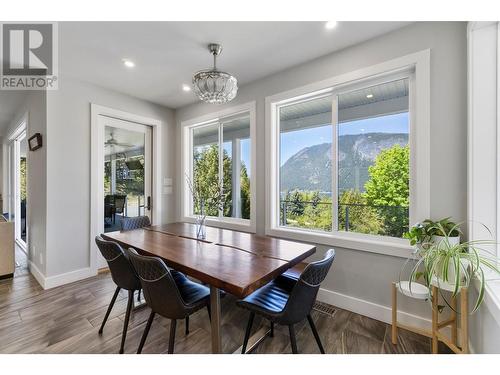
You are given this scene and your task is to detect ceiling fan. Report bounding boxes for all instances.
[105,131,134,148]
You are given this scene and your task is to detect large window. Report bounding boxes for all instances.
[185,108,254,227]
[276,75,411,240]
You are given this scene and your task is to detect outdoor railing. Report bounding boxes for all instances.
[279,199,409,237]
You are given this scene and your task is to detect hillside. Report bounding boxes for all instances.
[280,132,408,192]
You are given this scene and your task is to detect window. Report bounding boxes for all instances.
[183,104,255,230]
[266,49,432,257]
[277,78,410,239]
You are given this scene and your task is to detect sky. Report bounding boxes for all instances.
[279,112,409,165]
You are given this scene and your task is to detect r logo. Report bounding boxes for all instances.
[2,23,53,75]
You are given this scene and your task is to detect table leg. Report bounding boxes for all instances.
[210,286,222,353]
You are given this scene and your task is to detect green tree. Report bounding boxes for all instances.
[193,144,250,219]
[364,144,409,237]
[338,189,382,235]
[20,157,27,202]
[289,190,305,216]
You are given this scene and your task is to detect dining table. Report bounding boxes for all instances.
[102,222,316,353]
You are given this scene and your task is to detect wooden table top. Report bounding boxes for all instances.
[102,223,315,298]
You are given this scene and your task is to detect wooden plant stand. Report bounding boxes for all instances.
[391,282,469,354]
[431,285,469,354]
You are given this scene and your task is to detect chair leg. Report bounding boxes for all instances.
[241,312,255,354]
[168,319,177,354]
[270,321,274,337]
[99,286,120,335]
[289,324,298,354]
[119,290,134,354]
[185,316,190,335]
[206,305,211,321]
[137,311,155,354]
[307,314,325,354]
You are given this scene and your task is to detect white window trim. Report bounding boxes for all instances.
[180,101,257,233]
[265,50,431,258]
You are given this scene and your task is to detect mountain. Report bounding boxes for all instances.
[280,132,408,192]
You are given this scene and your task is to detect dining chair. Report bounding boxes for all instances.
[95,236,142,354]
[114,195,127,222]
[236,249,335,354]
[121,215,151,231]
[127,248,211,354]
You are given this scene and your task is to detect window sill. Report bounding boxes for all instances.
[182,216,256,234]
[266,226,413,258]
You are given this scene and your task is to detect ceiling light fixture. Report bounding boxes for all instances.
[192,43,238,104]
[366,93,374,99]
[325,21,338,30]
[122,59,135,68]
[182,84,191,92]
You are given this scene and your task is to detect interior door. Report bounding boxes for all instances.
[97,115,152,268]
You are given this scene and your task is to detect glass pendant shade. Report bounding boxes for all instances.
[192,44,238,104]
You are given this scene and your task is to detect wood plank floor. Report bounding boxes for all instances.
[0,271,436,354]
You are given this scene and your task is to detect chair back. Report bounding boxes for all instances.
[127,248,189,319]
[121,215,151,231]
[114,195,126,214]
[281,249,335,324]
[95,236,140,291]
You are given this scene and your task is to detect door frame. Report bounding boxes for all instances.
[90,104,162,274]
[7,113,29,253]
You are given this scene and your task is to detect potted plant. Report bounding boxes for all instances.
[404,217,461,250]
[406,227,500,312]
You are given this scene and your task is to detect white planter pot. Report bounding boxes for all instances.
[431,235,460,249]
[431,257,469,292]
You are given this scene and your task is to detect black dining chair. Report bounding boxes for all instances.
[121,215,151,231]
[127,248,211,354]
[95,236,142,354]
[236,249,335,354]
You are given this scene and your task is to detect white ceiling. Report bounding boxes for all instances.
[59,21,412,109]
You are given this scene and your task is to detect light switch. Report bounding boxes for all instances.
[163,186,173,195]
[163,177,173,186]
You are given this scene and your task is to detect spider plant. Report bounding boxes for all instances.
[408,224,500,312]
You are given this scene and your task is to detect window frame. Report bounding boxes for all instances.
[181,101,257,233]
[265,51,431,258]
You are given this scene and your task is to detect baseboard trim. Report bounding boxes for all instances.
[28,261,46,289]
[317,287,432,331]
[43,267,96,289]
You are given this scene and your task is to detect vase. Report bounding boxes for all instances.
[195,215,206,240]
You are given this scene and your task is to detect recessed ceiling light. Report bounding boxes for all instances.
[122,59,135,68]
[182,84,191,92]
[366,93,374,99]
[325,21,338,30]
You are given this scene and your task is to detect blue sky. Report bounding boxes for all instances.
[279,112,409,165]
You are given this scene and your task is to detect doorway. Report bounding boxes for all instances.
[8,120,28,275]
[103,117,152,233]
[90,104,162,274]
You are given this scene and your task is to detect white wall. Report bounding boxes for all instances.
[1,90,48,274]
[175,22,468,330]
[467,22,500,354]
[45,78,176,278]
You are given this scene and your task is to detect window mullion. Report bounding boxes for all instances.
[218,121,223,218]
[331,95,339,232]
